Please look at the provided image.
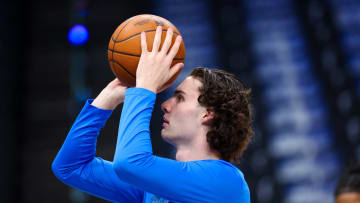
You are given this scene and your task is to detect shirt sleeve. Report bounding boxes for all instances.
[113,88,250,203]
[51,99,144,203]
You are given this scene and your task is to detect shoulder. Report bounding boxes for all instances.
[195,160,245,178]
[192,160,250,202]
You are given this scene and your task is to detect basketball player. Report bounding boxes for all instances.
[52,26,253,202]
[335,165,360,203]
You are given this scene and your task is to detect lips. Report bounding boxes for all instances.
[163,116,169,124]
[162,116,169,128]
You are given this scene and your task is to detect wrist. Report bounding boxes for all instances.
[92,90,124,110]
[92,97,120,110]
[136,81,157,93]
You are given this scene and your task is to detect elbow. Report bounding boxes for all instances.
[51,160,62,180]
[113,156,132,180]
[51,158,64,180]
[51,158,68,182]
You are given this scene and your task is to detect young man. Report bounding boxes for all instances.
[52,26,253,202]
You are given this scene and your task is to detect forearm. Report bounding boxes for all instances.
[113,88,155,173]
[52,99,145,202]
[52,100,112,178]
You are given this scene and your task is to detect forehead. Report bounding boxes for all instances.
[176,76,202,97]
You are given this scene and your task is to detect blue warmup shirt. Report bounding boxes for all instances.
[52,88,250,203]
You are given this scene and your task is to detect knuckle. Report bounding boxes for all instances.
[164,56,173,63]
[156,53,166,61]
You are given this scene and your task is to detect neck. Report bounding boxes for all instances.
[174,132,220,162]
[175,148,220,162]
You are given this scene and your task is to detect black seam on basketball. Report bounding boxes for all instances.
[108,49,185,60]
[112,30,180,43]
[109,59,136,78]
[111,20,133,42]
[109,49,140,57]
[112,19,134,68]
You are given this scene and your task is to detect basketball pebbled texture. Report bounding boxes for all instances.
[108,14,186,87]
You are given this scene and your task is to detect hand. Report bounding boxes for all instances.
[136,26,184,93]
[92,78,128,110]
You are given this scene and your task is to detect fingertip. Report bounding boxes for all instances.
[177,63,184,73]
[175,63,184,70]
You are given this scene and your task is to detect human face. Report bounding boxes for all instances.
[161,76,207,146]
[336,192,360,203]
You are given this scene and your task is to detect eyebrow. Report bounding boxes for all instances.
[174,89,186,96]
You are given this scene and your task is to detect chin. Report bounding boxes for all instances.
[161,131,176,146]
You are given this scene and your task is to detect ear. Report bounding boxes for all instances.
[201,110,214,125]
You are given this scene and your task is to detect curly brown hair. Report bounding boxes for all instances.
[189,67,254,163]
[335,164,360,197]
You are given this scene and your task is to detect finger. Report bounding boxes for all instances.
[141,31,148,53]
[109,78,120,85]
[169,62,184,78]
[110,78,127,87]
[152,26,162,53]
[160,28,173,54]
[167,35,182,59]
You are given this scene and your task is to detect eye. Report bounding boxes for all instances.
[176,94,184,102]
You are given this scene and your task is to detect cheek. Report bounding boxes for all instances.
[173,107,200,127]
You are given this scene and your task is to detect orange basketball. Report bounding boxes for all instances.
[107,14,186,88]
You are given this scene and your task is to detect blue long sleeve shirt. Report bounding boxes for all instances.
[52,88,250,203]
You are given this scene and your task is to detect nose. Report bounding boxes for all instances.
[161,99,171,113]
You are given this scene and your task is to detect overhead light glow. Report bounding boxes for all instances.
[68,24,89,45]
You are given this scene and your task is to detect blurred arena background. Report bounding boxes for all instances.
[1,0,360,202]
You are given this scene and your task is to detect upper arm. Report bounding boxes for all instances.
[53,157,143,202]
[51,99,144,202]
